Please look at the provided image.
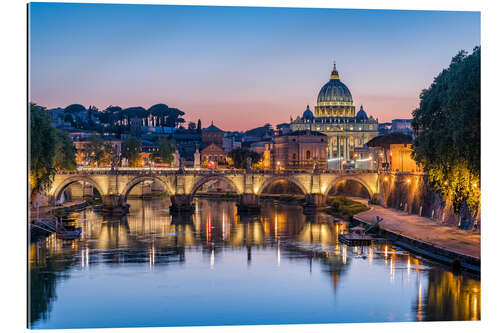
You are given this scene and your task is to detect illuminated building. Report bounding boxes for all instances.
[273,130,328,170]
[389,143,422,172]
[290,63,379,169]
[200,143,227,167]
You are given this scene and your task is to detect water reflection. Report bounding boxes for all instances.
[29,198,480,328]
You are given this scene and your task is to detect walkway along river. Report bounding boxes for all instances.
[351,198,480,272]
[29,197,480,329]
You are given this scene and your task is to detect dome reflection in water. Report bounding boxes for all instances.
[29,198,480,329]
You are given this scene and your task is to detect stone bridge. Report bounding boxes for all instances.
[49,167,383,214]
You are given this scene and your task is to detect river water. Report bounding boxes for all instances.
[29,198,480,329]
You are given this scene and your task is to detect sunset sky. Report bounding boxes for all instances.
[29,3,480,131]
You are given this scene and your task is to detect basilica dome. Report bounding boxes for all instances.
[316,64,353,106]
[302,105,314,120]
[356,105,368,121]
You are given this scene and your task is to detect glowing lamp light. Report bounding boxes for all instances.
[473,183,477,188]
[407,178,411,184]
[384,176,389,182]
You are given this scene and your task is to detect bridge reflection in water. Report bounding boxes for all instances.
[29,198,480,328]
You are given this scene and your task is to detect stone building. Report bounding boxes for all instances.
[273,130,328,170]
[200,143,227,168]
[202,122,224,146]
[389,144,421,172]
[290,64,379,169]
[390,119,414,137]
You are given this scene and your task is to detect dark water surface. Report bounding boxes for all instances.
[29,198,480,329]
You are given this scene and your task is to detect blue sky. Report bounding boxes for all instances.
[29,3,480,130]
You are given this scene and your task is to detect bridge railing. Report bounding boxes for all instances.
[57,167,380,176]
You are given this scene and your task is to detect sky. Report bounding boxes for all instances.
[29,3,480,131]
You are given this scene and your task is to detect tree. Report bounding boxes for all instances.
[87,105,98,128]
[122,136,142,167]
[82,135,113,167]
[64,104,86,114]
[148,104,185,127]
[188,122,196,130]
[30,104,79,200]
[30,104,56,197]
[367,132,413,148]
[228,148,261,169]
[63,113,74,126]
[152,139,176,165]
[411,47,480,214]
[53,129,77,171]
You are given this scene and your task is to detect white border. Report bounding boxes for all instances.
[1,0,499,332]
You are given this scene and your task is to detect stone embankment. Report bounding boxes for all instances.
[352,198,480,273]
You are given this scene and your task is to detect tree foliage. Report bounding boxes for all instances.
[30,104,57,196]
[30,104,77,198]
[81,135,114,167]
[411,47,480,213]
[228,148,261,169]
[122,136,142,167]
[152,139,176,165]
[367,133,413,149]
[53,129,77,171]
[64,104,86,114]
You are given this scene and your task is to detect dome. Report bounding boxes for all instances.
[316,64,353,105]
[356,105,368,121]
[302,105,314,120]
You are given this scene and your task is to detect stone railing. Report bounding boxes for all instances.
[57,166,381,176]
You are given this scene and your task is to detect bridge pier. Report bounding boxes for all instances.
[303,193,327,213]
[102,195,129,216]
[170,194,195,213]
[237,193,261,213]
[370,193,382,205]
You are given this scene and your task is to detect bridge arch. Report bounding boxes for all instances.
[324,176,374,199]
[190,175,242,195]
[257,176,308,195]
[52,175,105,202]
[121,176,174,202]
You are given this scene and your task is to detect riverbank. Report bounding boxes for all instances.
[352,198,480,273]
[30,200,88,221]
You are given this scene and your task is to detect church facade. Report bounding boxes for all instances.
[290,64,379,169]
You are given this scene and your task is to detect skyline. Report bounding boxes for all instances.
[29,3,480,131]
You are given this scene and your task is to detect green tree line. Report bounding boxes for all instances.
[412,47,480,214]
[30,104,76,198]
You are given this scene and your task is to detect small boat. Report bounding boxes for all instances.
[339,226,374,246]
[56,225,82,240]
[30,223,53,240]
[55,218,82,240]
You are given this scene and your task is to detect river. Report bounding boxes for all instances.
[29,198,480,329]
